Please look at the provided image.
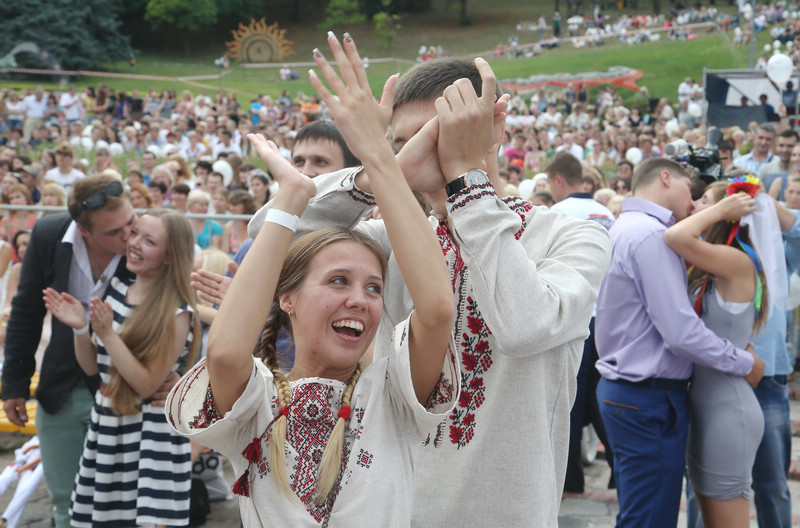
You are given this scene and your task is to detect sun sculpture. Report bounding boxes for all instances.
[226,18,294,63]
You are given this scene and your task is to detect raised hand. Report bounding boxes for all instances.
[435,57,500,181]
[191,268,233,306]
[715,193,757,221]
[309,32,397,166]
[89,297,114,339]
[43,288,88,330]
[247,133,316,202]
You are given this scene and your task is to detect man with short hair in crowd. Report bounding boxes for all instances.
[59,86,82,125]
[290,119,360,178]
[45,143,84,194]
[18,165,41,204]
[212,129,242,158]
[140,150,157,182]
[21,87,47,143]
[759,128,799,200]
[737,123,776,173]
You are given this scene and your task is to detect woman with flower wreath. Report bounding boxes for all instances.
[166,32,459,526]
[664,176,767,528]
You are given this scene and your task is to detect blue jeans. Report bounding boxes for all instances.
[598,378,689,528]
[685,375,791,528]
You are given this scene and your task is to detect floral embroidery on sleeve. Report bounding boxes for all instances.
[189,385,223,429]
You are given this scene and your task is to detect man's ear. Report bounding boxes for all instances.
[76,221,91,239]
[660,170,672,188]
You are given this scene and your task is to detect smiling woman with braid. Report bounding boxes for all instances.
[166,33,458,526]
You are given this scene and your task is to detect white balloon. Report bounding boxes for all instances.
[94,140,109,151]
[688,102,703,118]
[664,119,680,137]
[774,40,783,49]
[787,40,794,49]
[626,147,644,165]
[764,43,772,52]
[80,137,94,150]
[517,179,536,201]
[767,53,794,85]
[69,136,81,147]
[108,142,124,156]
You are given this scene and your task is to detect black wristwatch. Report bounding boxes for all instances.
[445,169,490,197]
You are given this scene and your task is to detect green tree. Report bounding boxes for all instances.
[445,0,472,26]
[144,0,218,55]
[373,0,401,51]
[144,0,218,30]
[317,0,367,32]
[0,0,131,70]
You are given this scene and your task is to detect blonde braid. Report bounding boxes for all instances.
[267,365,296,501]
[256,308,298,501]
[316,365,362,503]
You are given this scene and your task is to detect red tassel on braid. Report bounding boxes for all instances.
[242,438,262,464]
[338,405,351,420]
[279,405,290,417]
[232,468,251,497]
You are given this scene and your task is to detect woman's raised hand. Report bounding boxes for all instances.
[715,192,757,221]
[247,133,316,202]
[43,288,88,329]
[309,32,397,164]
[89,297,114,339]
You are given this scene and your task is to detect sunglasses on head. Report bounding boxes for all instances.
[75,180,124,217]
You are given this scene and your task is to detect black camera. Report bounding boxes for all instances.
[663,129,723,183]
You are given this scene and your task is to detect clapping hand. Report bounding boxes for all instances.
[435,57,503,180]
[43,288,88,330]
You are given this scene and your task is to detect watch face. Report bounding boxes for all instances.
[464,169,489,187]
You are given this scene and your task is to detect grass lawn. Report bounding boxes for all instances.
[0,0,776,105]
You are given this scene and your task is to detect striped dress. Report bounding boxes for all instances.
[70,276,193,527]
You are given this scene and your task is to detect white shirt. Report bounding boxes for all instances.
[212,141,242,158]
[22,95,47,119]
[60,92,82,121]
[168,317,459,527]
[556,143,586,160]
[45,167,85,195]
[63,222,123,315]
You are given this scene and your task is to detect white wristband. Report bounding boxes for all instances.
[73,323,90,335]
[265,208,299,232]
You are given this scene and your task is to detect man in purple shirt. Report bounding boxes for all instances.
[594,157,765,528]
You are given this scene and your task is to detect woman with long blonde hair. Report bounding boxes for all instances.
[167,33,458,525]
[44,208,201,527]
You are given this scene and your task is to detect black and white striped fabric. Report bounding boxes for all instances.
[70,276,193,527]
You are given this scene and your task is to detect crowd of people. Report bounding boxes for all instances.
[1,10,800,528]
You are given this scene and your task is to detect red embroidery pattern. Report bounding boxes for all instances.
[424,196,533,449]
[247,383,365,523]
[502,196,533,240]
[189,385,222,429]
[427,220,494,449]
[447,182,495,214]
[347,187,376,206]
[424,369,457,410]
